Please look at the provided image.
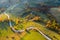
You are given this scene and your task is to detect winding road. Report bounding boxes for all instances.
[4,13,51,40]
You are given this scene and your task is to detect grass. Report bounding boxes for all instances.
[22,30,46,40]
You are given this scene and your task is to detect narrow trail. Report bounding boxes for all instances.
[4,13,52,40]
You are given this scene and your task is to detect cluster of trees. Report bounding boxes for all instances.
[46,20,60,34]
[25,13,41,21]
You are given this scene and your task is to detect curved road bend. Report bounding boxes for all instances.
[4,13,51,40]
